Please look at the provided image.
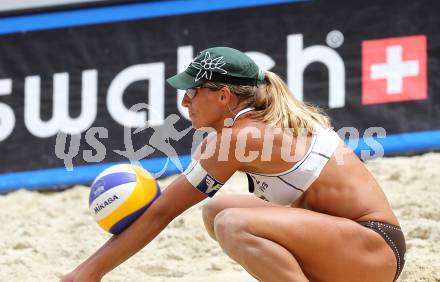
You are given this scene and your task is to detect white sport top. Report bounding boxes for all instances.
[233,108,341,206]
[183,107,340,206]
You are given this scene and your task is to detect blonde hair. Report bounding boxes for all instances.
[205,71,331,135]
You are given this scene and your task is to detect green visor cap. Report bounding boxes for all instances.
[167,47,265,90]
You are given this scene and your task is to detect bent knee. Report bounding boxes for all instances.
[202,196,232,239]
[202,195,233,222]
[213,209,252,244]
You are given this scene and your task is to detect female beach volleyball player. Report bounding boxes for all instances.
[62,47,405,282]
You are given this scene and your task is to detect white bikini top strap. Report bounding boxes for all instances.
[232,107,255,124]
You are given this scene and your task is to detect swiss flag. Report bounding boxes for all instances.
[362,35,427,105]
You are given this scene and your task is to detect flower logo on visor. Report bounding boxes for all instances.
[191,52,227,82]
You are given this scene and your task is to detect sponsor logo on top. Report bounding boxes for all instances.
[361,35,427,105]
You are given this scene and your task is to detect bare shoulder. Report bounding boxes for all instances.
[230,118,269,146]
[191,129,243,183]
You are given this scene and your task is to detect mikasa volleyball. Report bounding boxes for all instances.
[89,164,161,234]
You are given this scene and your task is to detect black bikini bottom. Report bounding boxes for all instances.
[358,221,406,282]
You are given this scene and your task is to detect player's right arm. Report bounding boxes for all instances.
[61,174,207,281]
[61,131,241,282]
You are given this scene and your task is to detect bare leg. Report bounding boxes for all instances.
[211,207,396,282]
[202,195,277,240]
[203,195,307,281]
[214,215,309,282]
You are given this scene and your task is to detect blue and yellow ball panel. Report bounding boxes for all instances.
[89,164,161,234]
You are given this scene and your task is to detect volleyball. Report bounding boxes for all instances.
[88,164,161,234]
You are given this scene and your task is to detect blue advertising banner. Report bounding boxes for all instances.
[0,0,439,191]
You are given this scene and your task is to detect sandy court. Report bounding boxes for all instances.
[0,152,439,282]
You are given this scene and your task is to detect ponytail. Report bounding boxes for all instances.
[204,71,331,135]
[248,71,331,135]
